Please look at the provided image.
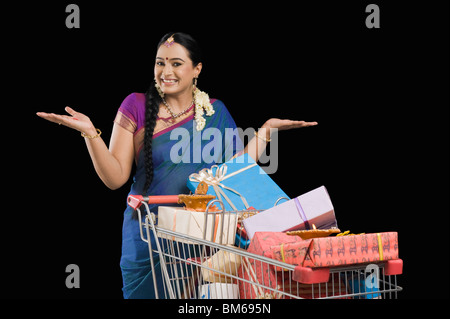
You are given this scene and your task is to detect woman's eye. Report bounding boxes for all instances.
[156,61,164,66]
[173,62,182,67]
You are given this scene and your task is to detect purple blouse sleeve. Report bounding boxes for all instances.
[114,93,145,134]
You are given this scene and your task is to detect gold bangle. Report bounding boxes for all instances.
[254,130,271,143]
[81,128,102,139]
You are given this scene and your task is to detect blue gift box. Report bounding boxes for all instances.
[347,274,381,299]
[187,154,289,212]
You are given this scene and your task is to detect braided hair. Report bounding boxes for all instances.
[142,81,161,193]
[142,32,203,194]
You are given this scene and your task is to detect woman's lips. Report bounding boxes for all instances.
[161,79,178,85]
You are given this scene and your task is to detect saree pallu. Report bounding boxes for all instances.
[117,96,243,299]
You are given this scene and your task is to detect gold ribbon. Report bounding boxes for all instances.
[377,233,384,261]
[189,163,257,211]
[279,243,289,272]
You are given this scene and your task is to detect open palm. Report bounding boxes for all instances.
[36,107,95,134]
[265,118,318,131]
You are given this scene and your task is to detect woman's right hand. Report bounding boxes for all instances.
[37,106,135,190]
[37,107,97,136]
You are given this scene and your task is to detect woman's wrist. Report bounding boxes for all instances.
[82,125,99,138]
[254,127,271,143]
[259,121,272,141]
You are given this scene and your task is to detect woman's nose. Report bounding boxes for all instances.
[162,64,173,76]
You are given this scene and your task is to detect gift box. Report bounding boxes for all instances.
[235,208,260,249]
[238,256,348,299]
[249,231,399,269]
[238,232,349,299]
[243,186,337,239]
[157,206,237,245]
[201,246,245,283]
[199,283,239,299]
[347,274,381,299]
[247,232,306,272]
[187,154,289,212]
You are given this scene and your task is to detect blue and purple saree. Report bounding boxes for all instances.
[114,93,244,298]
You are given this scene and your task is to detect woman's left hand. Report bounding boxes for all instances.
[262,118,318,131]
[245,118,318,162]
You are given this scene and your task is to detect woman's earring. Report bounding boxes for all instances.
[155,78,164,98]
[193,77,198,90]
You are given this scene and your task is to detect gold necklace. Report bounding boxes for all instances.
[162,98,194,119]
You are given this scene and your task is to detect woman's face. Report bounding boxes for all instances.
[154,43,202,97]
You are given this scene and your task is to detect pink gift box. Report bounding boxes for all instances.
[242,186,337,239]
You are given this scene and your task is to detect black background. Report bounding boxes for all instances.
[2,1,448,302]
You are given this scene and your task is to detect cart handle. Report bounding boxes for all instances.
[127,195,179,210]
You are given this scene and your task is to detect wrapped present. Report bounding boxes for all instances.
[249,231,399,269]
[157,206,237,245]
[292,231,399,268]
[247,232,308,272]
[235,207,260,249]
[347,274,381,299]
[199,283,239,299]
[238,256,348,299]
[239,232,349,299]
[201,246,245,283]
[187,154,289,212]
[243,186,337,239]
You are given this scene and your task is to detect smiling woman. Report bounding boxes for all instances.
[36,32,317,299]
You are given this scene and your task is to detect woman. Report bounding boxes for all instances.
[37,32,317,299]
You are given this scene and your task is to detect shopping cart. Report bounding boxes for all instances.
[128,195,403,299]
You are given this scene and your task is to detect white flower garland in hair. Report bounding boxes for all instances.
[194,87,215,131]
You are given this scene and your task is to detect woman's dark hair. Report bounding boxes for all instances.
[142,32,203,193]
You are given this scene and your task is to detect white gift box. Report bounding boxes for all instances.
[157,206,237,245]
[243,186,338,240]
[201,246,245,283]
[199,283,239,299]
